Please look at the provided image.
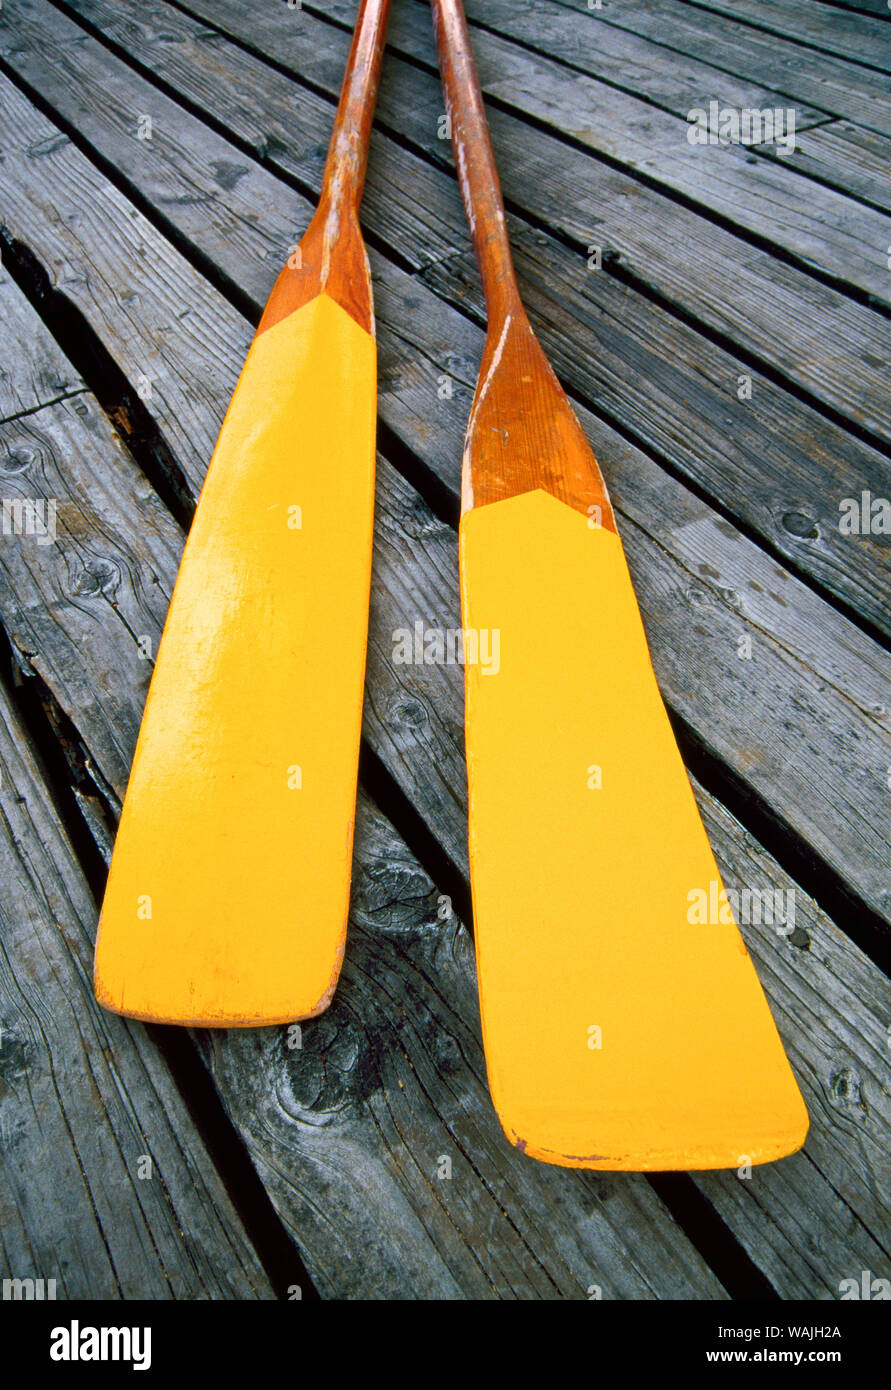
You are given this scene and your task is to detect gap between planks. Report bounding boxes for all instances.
[1,65,889,956]
[6,1,890,648]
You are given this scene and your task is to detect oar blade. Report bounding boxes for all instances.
[461,486,808,1170]
[94,293,375,1025]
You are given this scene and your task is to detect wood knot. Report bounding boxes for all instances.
[828,1064,867,1114]
[387,693,428,731]
[781,511,818,539]
[276,1005,374,1123]
[0,1027,31,1089]
[0,448,33,474]
[71,557,121,599]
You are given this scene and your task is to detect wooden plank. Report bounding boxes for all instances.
[426,223,891,638]
[678,0,891,68]
[207,773,891,1300]
[0,679,273,1299]
[0,269,84,423]
[161,0,891,450]
[0,393,182,798]
[813,0,891,18]
[0,140,725,1310]
[763,119,891,213]
[819,0,891,16]
[0,84,255,495]
[692,789,891,1298]
[0,73,887,937]
[3,384,888,1295]
[205,787,726,1300]
[475,0,891,217]
[549,0,891,136]
[27,0,889,1289]
[308,0,891,306]
[366,435,891,928]
[0,59,887,1259]
[446,0,828,125]
[0,443,725,1304]
[3,0,884,1301]
[6,7,889,642]
[28,0,891,454]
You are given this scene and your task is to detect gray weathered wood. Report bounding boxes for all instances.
[4,11,888,642]
[422,224,891,639]
[181,0,891,447]
[815,0,891,16]
[478,0,890,211]
[312,0,891,304]
[0,413,729,1298]
[200,788,728,1300]
[1,16,889,1294]
[0,677,273,1298]
[0,269,84,423]
[4,400,888,1295]
[438,0,830,124]
[551,0,891,136]
[676,0,891,67]
[1,149,889,1298]
[0,71,887,935]
[0,393,181,797]
[766,118,891,213]
[691,790,891,1299]
[0,76,254,493]
[0,119,731,1303]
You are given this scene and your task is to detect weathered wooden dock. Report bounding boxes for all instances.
[0,0,888,1299]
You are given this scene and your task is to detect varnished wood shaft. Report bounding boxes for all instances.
[320,0,392,218]
[258,0,391,338]
[431,0,522,325]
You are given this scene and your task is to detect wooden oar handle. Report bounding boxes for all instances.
[431,0,521,323]
[320,0,393,216]
[259,0,391,337]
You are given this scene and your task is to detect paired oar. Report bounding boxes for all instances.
[94,0,392,1026]
[431,0,807,1169]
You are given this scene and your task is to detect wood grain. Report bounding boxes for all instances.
[0,8,888,1290]
[3,400,887,1290]
[0,679,272,1298]
[9,0,888,627]
[548,0,891,135]
[0,222,887,1292]
[769,119,891,214]
[442,0,829,127]
[0,72,886,932]
[0,269,84,424]
[179,0,891,444]
[327,0,891,307]
[257,0,390,337]
[676,0,891,68]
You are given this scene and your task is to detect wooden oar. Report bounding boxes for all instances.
[94,0,392,1026]
[431,0,808,1170]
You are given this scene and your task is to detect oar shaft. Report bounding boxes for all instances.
[321,0,393,217]
[431,0,521,324]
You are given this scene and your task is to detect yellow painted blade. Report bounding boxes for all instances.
[461,489,808,1169]
[94,294,375,1025]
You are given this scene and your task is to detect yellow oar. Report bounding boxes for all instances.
[431,0,808,1169]
[94,0,392,1026]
